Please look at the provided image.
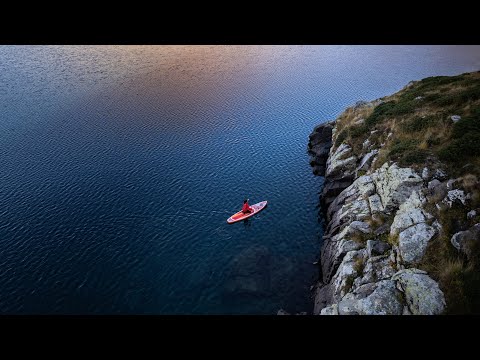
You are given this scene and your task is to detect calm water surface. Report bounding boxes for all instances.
[1,46,479,314]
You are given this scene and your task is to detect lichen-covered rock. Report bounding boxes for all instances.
[360,280,404,315]
[372,163,423,211]
[331,250,366,302]
[398,223,436,264]
[390,191,433,236]
[320,304,339,315]
[368,193,383,214]
[443,189,467,207]
[450,224,480,257]
[354,255,396,288]
[393,269,446,315]
[326,143,357,179]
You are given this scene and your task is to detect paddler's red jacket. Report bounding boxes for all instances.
[242,202,253,213]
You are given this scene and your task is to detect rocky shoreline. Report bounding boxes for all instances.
[308,78,480,314]
[307,101,450,314]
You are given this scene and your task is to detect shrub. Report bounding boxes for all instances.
[388,139,418,158]
[400,149,429,166]
[452,115,480,139]
[438,133,480,162]
[402,115,439,132]
[365,101,396,128]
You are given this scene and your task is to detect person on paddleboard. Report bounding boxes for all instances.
[242,199,253,214]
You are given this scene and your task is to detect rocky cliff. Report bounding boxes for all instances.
[308,72,480,314]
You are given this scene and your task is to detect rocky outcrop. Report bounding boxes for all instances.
[307,100,448,315]
[308,121,334,176]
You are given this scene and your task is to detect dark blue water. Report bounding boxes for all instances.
[1,46,479,314]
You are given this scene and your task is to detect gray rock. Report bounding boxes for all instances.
[356,255,396,286]
[320,304,338,315]
[352,282,378,299]
[350,221,371,234]
[326,143,357,179]
[451,115,462,123]
[277,309,290,315]
[331,250,366,302]
[368,193,384,214]
[366,240,392,257]
[467,210,477,219]
[354,118,365,125]
[363,138,371,149]
[415,96,423,100]
[393,269,446,315]
[403,306,412,315]
[371,162,423,211]
[428,179,441,190]
[360,280,404,315]
[357,149,379,172]
[313,283,333,315]
[450,224,480,257]
[433,169,448,181]
[422,167,429,180]
[390,190,433,236]
[446,179,457,190]
[354,100,369,110]
[398,223,436,265]
[338,299,361,315]
[443,189,467,207]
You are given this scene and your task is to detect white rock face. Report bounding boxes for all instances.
[320,304,339,315]
[326,143,357,178]
[451,115,461,123]
[393,269,446,315]
[357,149,379,172]
[443,189,467,207]
[390,191,433,236]
[371,163,423,211]
[398,223,436,264]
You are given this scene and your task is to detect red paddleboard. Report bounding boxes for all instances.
[227,201,268,224]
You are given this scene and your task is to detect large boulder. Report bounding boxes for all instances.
[398,223,436,265]
[333,280,404,315]
[450,223,480,258]
[393,269,446,315]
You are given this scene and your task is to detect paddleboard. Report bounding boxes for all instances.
[226,201,268,224]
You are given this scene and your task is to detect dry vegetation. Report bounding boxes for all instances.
[333,71,480,176]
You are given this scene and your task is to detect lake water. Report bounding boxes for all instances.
[1,45,479,314]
